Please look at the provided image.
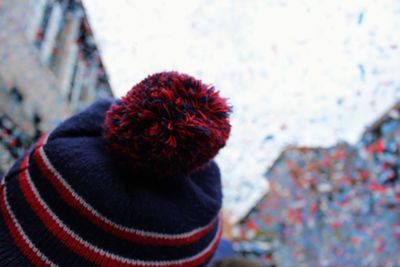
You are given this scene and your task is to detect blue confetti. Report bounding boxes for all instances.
[265,134,274,141]
[358,12,364,25]
[358,64,366,81]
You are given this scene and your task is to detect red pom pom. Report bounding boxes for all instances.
[104,71,231,177]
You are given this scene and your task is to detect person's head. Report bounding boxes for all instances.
[0,71,231,266]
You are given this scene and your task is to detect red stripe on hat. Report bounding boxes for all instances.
[19,169,221,266]
[0,189,52,266]
[33,135,215,246]
[0,157,53,266]
[20,151,221,266]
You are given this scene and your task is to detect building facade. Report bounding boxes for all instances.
[0,0,113,175]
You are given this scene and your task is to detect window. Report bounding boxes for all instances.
[9,87,24,103]
[34,1,52,49]
[34,0,64,64]
[68,55,79,102]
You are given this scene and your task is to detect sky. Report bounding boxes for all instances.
[83,0,400,222]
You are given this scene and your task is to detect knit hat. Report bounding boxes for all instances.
[0,71,231,266]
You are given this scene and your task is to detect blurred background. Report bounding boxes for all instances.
[0,0,399,265]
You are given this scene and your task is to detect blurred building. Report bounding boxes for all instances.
[0,0,113,175]
[234,130,400,266]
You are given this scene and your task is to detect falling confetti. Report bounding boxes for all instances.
[82,0,400,221]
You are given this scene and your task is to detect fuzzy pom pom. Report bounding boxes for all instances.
[104,71,231,177]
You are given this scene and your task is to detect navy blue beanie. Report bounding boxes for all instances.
[0,72,231,266]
